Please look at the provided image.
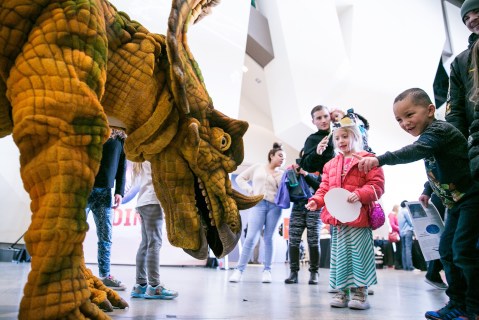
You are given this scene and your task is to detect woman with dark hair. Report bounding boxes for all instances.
[229,143,285,283]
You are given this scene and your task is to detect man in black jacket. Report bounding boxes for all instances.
[300,105,334,174]
[446,0,479,180]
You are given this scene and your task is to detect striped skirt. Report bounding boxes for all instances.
[329,225,377,290]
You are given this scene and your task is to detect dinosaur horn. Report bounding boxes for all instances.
[210,108,249,138]
[166,0,220,115]
[233,190,263,210]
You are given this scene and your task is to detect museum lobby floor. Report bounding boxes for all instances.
[0,261,447,319]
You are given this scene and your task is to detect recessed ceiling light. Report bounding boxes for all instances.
[242,66,249,73]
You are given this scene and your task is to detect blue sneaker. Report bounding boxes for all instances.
[425,302,466,320]
[130,284,147,298]
[144,284,179,300]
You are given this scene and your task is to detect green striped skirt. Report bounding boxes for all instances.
[329,225,377,290]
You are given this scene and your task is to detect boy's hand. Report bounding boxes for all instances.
[305,200,317,211]
[353,154,379,173]
[419,194,430,208]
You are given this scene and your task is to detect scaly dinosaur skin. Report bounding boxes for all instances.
[0,0,261,318]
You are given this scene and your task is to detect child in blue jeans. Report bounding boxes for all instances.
[357,88,479,320]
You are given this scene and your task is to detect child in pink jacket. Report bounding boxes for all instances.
[306,116,385,310]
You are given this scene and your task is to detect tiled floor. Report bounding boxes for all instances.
[0,262,447,319]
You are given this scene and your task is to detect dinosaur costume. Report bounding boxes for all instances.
[0,0,261,318]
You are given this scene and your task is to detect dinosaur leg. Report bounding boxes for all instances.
[12,113,110,320]
[5,1,125,318]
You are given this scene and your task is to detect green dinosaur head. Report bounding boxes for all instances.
[145,0,262,259]
[149,109,261,258]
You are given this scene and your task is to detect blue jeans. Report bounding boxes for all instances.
[85,187,113,278]
[401,230,414,270]
[439,186,479,314]
[236,200,282,272]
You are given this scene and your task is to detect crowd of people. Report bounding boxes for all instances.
[83,1,479,319]
[228,2,479,318]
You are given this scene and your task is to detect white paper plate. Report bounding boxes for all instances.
[324,188,361,223]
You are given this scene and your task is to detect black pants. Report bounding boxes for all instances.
[288,208,321,272]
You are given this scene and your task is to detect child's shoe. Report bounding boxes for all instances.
[425,301,466,319]
[348,286,370,310]
[130,284,147,298]
[144,284,178,300]
[101,275,127,291]
[330,289,349,308]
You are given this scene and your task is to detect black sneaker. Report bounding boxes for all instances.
[425,277,448,290]
[425,302,466,320]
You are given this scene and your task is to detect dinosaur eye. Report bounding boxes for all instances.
[219,133,231,151]
[211,128,231,152]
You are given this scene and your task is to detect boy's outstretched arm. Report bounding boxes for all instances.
[354,154,379,173]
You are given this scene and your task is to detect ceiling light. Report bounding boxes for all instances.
[242,65,248,73]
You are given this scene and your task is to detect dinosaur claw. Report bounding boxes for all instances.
[98,300,113,312]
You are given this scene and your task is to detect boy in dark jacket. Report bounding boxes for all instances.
[357,88,479,320]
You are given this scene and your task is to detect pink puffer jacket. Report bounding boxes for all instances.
[309,151,385,228]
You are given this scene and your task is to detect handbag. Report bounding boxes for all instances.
[368,185,385,230]
[287,170,311,202]
[388,231,400,243]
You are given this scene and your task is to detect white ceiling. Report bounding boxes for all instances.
[240,54,270,120]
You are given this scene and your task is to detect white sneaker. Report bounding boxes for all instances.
[261,270,272,283]
[229,269,242,283]
[330,290,349,308]
[348,287,370,310]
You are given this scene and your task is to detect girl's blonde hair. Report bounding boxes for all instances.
[131,162,143,182]
[332,126,363,154]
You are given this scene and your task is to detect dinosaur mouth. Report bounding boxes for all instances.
[182,175,237,259]
[184,175,262,259]
[194,176,223,255]
[181,166,263,260]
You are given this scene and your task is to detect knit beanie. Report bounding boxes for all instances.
[461,0,479,23]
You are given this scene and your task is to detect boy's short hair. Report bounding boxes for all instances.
[394,88,432,107]
[310,105,329,118]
